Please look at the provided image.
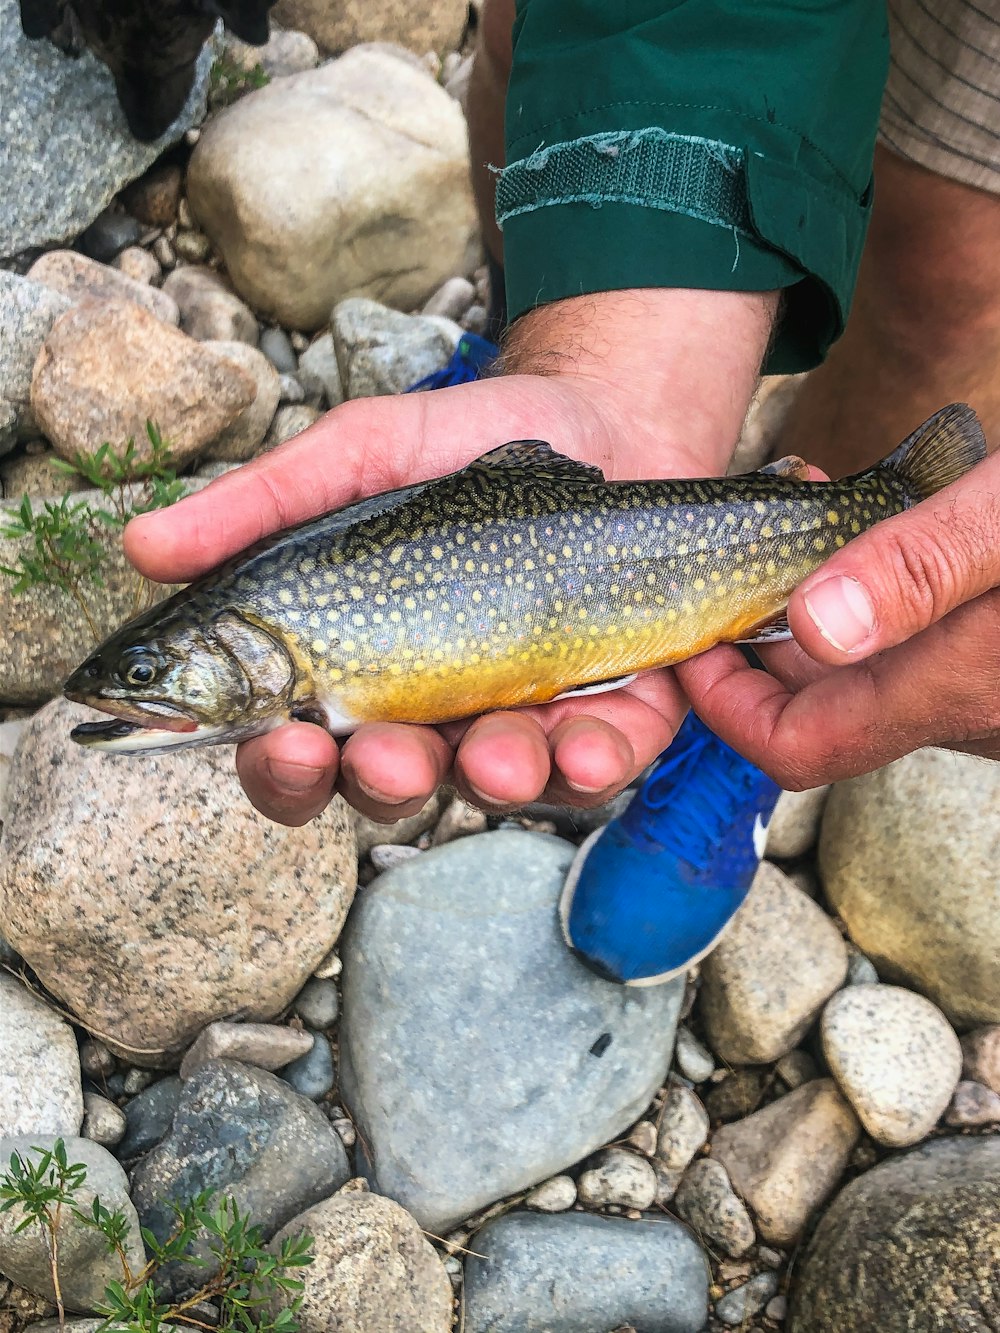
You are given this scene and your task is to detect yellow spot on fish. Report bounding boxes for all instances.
[278,588,293,606]
[827,510,840,524]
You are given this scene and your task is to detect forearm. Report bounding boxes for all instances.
[499,287,781,477]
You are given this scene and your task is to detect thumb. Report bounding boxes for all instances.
[788,450,999,664]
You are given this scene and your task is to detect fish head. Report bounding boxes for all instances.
[64,605,298,754]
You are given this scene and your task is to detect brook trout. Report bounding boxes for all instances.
[65,403,985,753]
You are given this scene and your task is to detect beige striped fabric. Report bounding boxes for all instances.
[881,0,1000,192]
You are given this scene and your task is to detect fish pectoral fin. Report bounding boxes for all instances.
[550,673,638,701]
[736,615,792,644]
[471,440,607,483]
[758,455,811,481]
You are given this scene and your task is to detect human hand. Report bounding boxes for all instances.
[125,287,778,825]
[676,445,1000,785]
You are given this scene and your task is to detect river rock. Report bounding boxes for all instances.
[81,1091,126,1147]
[0,399,16,456]
[789,1136,1000,1332]
[463,1211,709,1333]
[201,338,281,460]
[943,1079,1000,1127]
[352,791,443,857]
[654,1083,710,1200]
[222,23,320,78]
[821,984,962,1146]
[259,327,299,374]
[0,273,72,442]
[332,298,459,397]
[297,332,344,407]
[263,402,321,448]
[0,718,26,827]
[30,301,255,471]
[180,1022,314,1078]
[0,698,356,1064]
[280,1028,335,1099]
[764,785,829,859]
[711,1079,860,1246]
[0,0,212,258]
[1,448,90,499]
[819,749,1000,1027]
[273,0,467,54]
[132,1061,350,1297]
[266,1186,453,1332]
[186,45,476,330]
[0,973,83,1136]
[162,266,259,345]
[961,1025,1000,1093]
[26,251,178,325]
[716,1272,781,1327]
[700,862,848,1064]
[577,1148,657,1210]
[674,1158,756,1258]
[339,830,683,1233]
[0,1135,144,1311]
[292,977,339,1030]
[117,1076,182,1162]
[525,1175,577,1212]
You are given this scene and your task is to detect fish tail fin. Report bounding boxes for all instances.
[879,403,986,501]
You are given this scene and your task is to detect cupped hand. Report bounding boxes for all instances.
[676,445,1000,786]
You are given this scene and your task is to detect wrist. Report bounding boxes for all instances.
[499,288,780,477]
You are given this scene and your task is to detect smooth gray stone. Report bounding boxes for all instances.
[340,830,683,1233]
[79,209,144,263]
[716,1271,781,1325]
[0,0,213,257]
[0,272,71,439]
[280,1029,336,1100]
[259,326,298,374]
[463,1211,709,1333]
[293,976,339,1030]
[130,1059,349,1297]
[117,1075,182,1161]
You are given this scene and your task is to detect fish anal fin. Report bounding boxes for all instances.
[551,672,638,701]
[735,615,792,645]
[759,455,811,481]
[472,440,606,482]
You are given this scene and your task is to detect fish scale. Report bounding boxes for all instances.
[63,404,986,753]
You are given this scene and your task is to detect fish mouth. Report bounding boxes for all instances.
[63,694,200,734]
[64,695,216,753]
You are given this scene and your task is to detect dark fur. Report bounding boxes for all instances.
[19,0,277,140]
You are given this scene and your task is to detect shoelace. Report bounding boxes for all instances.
[623,724,766,868]
[406,333,499,392]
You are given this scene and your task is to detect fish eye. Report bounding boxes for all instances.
[118,650,161,688]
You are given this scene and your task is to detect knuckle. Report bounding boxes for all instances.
[879,525,960,629]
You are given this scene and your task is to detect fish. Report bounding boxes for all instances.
[63,402,986,754]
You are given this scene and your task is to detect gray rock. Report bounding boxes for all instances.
[162,265,259,345]
[0,447,91,499]
[352,790,443,858]
[179,1021,314,1078]
[112,246,163,287]
[0,273,72,438]
[339,830,684,1233]
[525,1175,577,1212]
[819,748,1000,1027]
[422,276,475,321]
[262,402,321,448]
[26,251,178,325]
[704,1068,772,1123]
[0,3,212,258]
[266,1185,453,1332]
[0,397,16,457]
[81,1091,126,1147]
[280,1029,335,1100]
[122,1067,154,1095]
[845,943,879,987]
[369,844,422,872]
[79,1038,115,1081]
[297,332,344,407]
[674,1026,715,1083]
[0,1135,144,1310]
[130,1059,350,1298]
[700,862,848,1065]
[431,794,488,845]
[202,338,281,460]
[293,977,339,1030]
[716,1272,781,1327]
[0,973,83,1137]
[221,23,320,80]
[333,298,459,399]
[0,718,26,827]
[117,1075,182,1161]
[577,1148,657,1210]
[764,786,829,860]
[821,984,962,1147]
[463,1210,709,1333]
[789,1137,1000,1333]
[942,1079,1000,1127]
[654,1083,710,1201]
[259,327,299,374]
[674,1158,756,1258]
[774,1048,818,1091]
[79,210,145,263]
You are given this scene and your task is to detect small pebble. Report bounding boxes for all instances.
[290,330,309,352]
[117,1076,182,1161]
[184,127,201,145]
[332,1117,356,1148]
[943,1079,1000,1127]
[264,403,320,447]
[278,372,305,403]
[122,1068,155,1095]
[177,198,194,229]
[758,1246,784,1268]
[674,1026,715,1083]
[369,843,423,874]
[81,1091,127,1147]
[715,1272,780,1326]
[845,944,880,987]
[766,1293,788,1322]
[112,246,162,286]
[173,230,212,263]
[674,1158,756,1258]
[313,949,342,979]
[152,236,176,269]
[293,977,339,1031]
[461,303,488,335]
[655,1082,709,1201]
[627,1120,657,1155]
[444,1254,463,1283]
[432,796,488,845]
[775,1048,818,1090]
[961,1026,1000,1095]
[577,1148,657,1210]
[422,275,475,322]
[525,1174,577,1212]
[180,1021,314,1078]
[705,1068,772,1122]
[259,327,298,374]
[79,208,142,261]
[280,1029,335,1100]
[79,1038,116,1081]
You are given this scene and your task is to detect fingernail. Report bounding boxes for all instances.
[265,759,326,793]
[356,777,403,805]
[566,777,609,794]
[803,576,875,652]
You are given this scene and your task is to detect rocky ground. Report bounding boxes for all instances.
[1,1,998,1330]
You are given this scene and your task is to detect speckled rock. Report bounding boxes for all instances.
[821,984,962,1146]
[654,1083,710,1201]
[117,1076,182,1161]
[339,830,683,1233]
[333,298,459,398]
[0,273,71,440]
[943,1079,1000,1127]
[819,749,1000,1026]
[0,973,83,1136]
[674,1158,756,1258]
[272,0,467,54]
[162,266,260,345]
[179,1022,314,1078]
[26,251,178,325]
[525,1175,577,1212]
[700,862,848,1065]
[764,785,830,860]
[112,246,163,287]
[0,1136,144,1310]
[711,1079,861,1246]
[187,46,476,329]
[262,402,321,449]
[201,338,281,460]
[131,1060,351,1298]
[0,698,356,1064]
[0,719,26,827]
[961,1025,1000,1094]
[352,790,443,858]
[716,1272,781,1327]
[30,301,255,470]
[266,1185,453,1332]
[577,1148,657,1210]
[297,332,344,407]
[789,1137,1000,1333]
[1,448,90,499]
[0,0,211,258]
[81,1092,126,1147]
[463,1211,709,1333]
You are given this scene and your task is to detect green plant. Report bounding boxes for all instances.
[209,55,270,108]
[0,1139,313,1333]
[0,421,185,641]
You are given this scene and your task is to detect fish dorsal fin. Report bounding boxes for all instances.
[470,440,606,482]
[878,402,986,501]
[759,455,810,481]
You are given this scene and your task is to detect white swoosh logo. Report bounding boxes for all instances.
[752,813,770,858]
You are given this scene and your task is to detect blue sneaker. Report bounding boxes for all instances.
[558,712,782,985]
[406,332,499,391]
